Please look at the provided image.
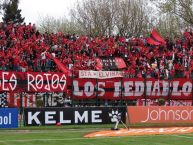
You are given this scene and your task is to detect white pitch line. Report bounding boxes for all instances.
[0,129,100,134]
[0,134,175,143]
[1,132,193,143]
[172,134,193,139]
[0,136,121,143]
[0,135,161,143]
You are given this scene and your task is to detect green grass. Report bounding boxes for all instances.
[0,125,193,145]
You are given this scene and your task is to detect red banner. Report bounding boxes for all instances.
[71,78,193,100]
[72,78,121,100]
[0,71,67,92]
[1,71,193,100]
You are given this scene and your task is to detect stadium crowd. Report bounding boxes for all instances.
[0,22,193,79]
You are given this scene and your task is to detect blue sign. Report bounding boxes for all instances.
[0,108,18,128]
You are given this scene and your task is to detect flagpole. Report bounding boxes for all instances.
[71,72,74,107]
[167,77,171,106]
[96,78,99,106]
[20,92,23,127]
[71,48,75,107]
[144,75,147,106]
[120,77,123,106]
[192,78,193,106]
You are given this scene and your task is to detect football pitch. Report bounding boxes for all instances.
[0,125,193,145]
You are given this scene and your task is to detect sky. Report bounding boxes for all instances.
[19,0,78,24]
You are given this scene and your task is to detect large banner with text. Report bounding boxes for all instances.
[24,107,126,126]
[79,70,124,79]
[1,71,193,100]
[71,78,193,100]
[0,71,67,92]
[127,106,193,124]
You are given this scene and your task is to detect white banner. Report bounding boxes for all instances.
[136,99,192,106]
[79,71,124,79]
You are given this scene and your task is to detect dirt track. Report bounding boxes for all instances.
[85,127,193,138]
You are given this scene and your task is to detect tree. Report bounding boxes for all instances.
[151,0,193,26]
[0,0,6,14]
[155,14,182,39]
[37,16,57,34]
[114,0,150,36]
[70,0,151,36]
[37,15,81,34]
[70,0,118,36]
[2,0,24,24]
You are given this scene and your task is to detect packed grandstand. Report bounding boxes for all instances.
[0,22,192,79]
[0,21,193,108]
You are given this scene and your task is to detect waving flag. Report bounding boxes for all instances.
[146,37,161,45]
[184,31,192,40]
[147,29,166,45]
[46,53,70,75]
[95,57,127,71]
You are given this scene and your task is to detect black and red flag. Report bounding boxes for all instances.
[184,31,192,40]
[147,29,166,45]
[46,53,71,75]
[95,57,127,71]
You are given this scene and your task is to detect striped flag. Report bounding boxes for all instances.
[147,29,166,45]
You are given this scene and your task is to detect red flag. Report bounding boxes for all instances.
[52,57,69,74]
[46,53,69,74]
[151,29,166,44]
[146,37,161,46]
[95,58,103,71]
[115,57,127,68]
[95,57,126,71]
[147,29,166,45]
[184,31,192,40]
